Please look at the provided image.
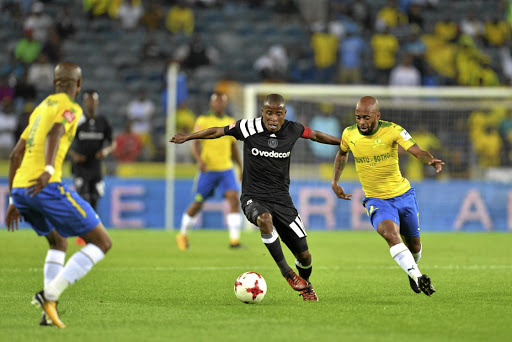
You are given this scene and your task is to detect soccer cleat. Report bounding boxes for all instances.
[75,237,86,246]
[299,283,319,301]
[418,274,436,296]
[408,275,421,294]
[229,239,243,249]
[175,233,189,251]
[284,270,308,291]
[32,291,66,328]
[40,312,52,326]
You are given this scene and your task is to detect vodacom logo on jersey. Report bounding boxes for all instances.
[251,148,291,159]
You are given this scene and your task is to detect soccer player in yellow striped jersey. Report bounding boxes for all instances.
[5,62,112,328]
[331,96,444,296]
[176,92,243,251]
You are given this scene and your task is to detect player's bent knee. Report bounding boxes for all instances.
[405,238,421,253]
[257,212,272,228]
[46,230,68,251]
[102,235,113,253]
[296,250,311,264]
[378,228,401,245]
[49,238,68,251]
[82,224,112,253]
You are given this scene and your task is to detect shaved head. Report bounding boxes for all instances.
[54,61,82,97]
[356,96,379,113]
[263,94,285,108]
[54,62,81,83]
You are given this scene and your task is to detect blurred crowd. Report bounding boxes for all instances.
[0,0,511,176]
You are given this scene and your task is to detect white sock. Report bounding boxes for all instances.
[226,212,242,243]
[412,243,422,264]
[44,249,66,288]
[180,213,195,235]
[390,243,422,283]
[45,244,105,301]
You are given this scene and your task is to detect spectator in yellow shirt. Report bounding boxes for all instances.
[310,27,338,83]
[166,1,194,36]
[375,0,408,30]
[484,17,511,47]
[371,27,399,85]
[434,17,459,43]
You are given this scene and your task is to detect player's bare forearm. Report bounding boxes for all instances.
[309,130,342,145]
[332,150,348,183]
[331,150,352,200]
[417,150,434,164]
[8,139,26,193]
[407,144,444,173]
[170,127,225,144]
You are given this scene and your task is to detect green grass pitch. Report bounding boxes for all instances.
[0,229,511,342]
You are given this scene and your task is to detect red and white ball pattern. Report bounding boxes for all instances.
[234,272,267,304]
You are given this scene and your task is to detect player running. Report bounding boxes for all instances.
[176,92,243,250]
[331,96,442,296]
[170,94,341,301]
[5,62,112,328]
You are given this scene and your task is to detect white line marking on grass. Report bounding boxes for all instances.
[3,264,511,273]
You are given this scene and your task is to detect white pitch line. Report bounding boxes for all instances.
[1,264,511,273]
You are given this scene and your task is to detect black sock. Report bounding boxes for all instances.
[262,236,291,276]
[296,259,312,283]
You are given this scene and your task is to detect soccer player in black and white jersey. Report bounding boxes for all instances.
[69,90,115,245]
[170,94,341,301]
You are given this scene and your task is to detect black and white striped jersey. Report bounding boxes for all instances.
[224,118,306,203]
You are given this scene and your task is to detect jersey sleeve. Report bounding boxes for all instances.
[223,120,243,140]
[54,101,80,132]
[289,121,306,140]
[301,126,312,139]
[340,128,350,152]
[20,124,30,140]
[394,124,416,150]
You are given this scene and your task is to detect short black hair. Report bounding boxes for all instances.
[82,89,99,100]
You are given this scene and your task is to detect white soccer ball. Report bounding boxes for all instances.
[234,272,267,304]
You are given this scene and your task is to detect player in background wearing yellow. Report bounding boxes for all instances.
[5,62,112,328]
[176,92,243,250]
[331,96,443,296]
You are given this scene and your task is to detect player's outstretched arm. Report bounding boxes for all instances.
[309,130,342,145]
[407,144,444,173]
[169,127,225,144]
[331,150,352,200]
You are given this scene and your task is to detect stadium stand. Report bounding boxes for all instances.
[0,0,510,170]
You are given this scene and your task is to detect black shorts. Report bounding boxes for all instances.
[242,198,308,253]
[74,177,105,198]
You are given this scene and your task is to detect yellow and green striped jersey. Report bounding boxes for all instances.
[340,120,416,199]
[14,93,82,187]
